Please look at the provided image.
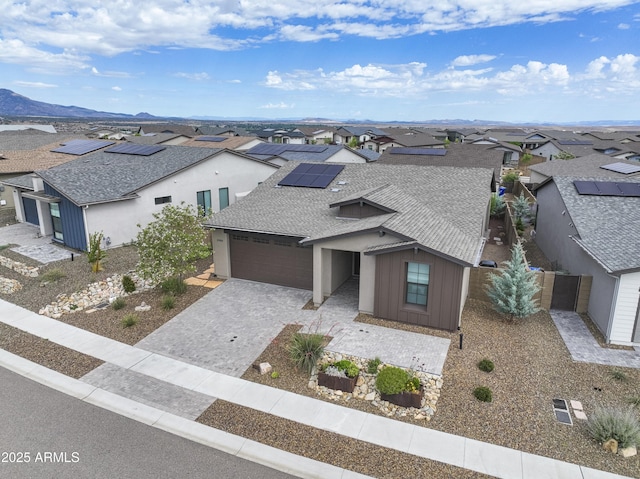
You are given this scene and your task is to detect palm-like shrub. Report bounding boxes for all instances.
[288,332,325,374]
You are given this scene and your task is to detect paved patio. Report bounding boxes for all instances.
[0,223,72,263]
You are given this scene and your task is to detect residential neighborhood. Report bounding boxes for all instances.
[1,120,639,479]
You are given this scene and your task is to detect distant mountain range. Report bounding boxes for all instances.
[0,89,155,119]
[0,88,638,127]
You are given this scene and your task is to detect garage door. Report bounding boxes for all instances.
[229,233,313,290]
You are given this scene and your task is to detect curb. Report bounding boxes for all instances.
[0,349,373,479]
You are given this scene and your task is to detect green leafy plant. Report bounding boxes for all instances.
[288,331,325,374]
[41,268,66,283]
[161,295,175,310]
[375,366,420,395]
[473,386,493,402]
[121,313,138,328]
[610,370,628,381]
[69,304,78,311]
[112,297,126,310]
[322,359,359,378]
[490,194,505,217]
[87,231,107,273]
[587,407,640,449]
[121,275,136,293]
[160,276,187,295]
[478,358,495,373]
[271,371,280,379]
[367,357,382,374]
[502,171,520,184]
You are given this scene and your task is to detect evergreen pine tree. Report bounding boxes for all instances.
[512,193,530,220]
[485,244,541,321]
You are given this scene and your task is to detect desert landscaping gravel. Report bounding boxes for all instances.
[1,243,639,478]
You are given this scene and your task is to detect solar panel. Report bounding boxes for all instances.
[195,136,227,142]
[250,143,328,156]
[52,139,115,155]
[278,163,344,189]
[105,143,166,156]
[574,180,640,197]
[557,140,593,145]
[390,147,447,156]
[600,162,640,175]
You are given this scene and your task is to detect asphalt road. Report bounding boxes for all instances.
[0,367,297,479]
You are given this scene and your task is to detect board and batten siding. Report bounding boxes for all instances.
[374,248,464,331]
[43,183,87,251]
[609,271,640,344]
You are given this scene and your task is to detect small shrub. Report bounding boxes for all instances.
[112,297,126,310]
[473,386,493,402]
[405,376,421,393]
[376,366,411,395]
[587,407,640,448]
[288,332,325,374]
[69,304,78,311]
[478,358,495,373]
[121,313,138,328]
[160,276,187,295]
[627,396,640,409]
[367,357,382,374]
[332,359,360,378]
[161,295,175,311]
[610,370,628,381]
[271,371,280,379]
[122,275,136,293]
[41,268,66,283]
[502,171,519,183]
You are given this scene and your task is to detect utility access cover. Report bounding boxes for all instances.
[552,399,572,425]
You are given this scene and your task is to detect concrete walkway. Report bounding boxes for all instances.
[0,222,73,263]
[550,310,640,368]
[0,298,631,479]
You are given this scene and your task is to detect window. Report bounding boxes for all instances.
[154,196,172,205]
[49,202,63,241]
[218,187,229,210]
[406,262,429,306]
[196,190,211,215]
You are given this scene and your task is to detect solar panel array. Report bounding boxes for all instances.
[574,180,640,197]
[599,162,640,175]
[195,136,227,142]
[250,144,328,156]
[52,139,115,155]
[105,144,166,156]
[557,140,593,145]
[390,147,447,156]
[278,163,344,189]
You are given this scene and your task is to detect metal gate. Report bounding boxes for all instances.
[551,274,581,310]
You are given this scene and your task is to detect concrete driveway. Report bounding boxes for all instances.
[135,278,450,377]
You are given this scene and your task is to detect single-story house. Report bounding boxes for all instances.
[4,143,278,251]
[534,174,640,345]
[208,162,495,331]
[528,154,640,186]
[243,143,373,166]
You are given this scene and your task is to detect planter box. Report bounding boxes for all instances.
[381,386,424,408]
[317,371,358,393]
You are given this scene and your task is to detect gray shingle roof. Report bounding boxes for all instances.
[208,162,493,265]
[530,153,640,180]
[37,145,227,205]
[552,176,640,273]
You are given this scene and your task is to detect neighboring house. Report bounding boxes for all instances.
[528,154,640,186]
[0,125,57,134]
[297,126,336,145]
[466,137,522,165]
[243,143,373,166]
[334,126,388,146]
[534,173,640,345]
[208,162,495,331]
[251,128,306,144]
[0,132,88,210]
[138,123,197,137]
[5,144,278,251]
[180,135,264,151]
[377,143,503,179]
[127,132,192,146]
[362,131,443,153]
[195,126,251,137]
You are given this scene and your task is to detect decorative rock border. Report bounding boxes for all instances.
[0,255,39,277]
[0,276,22,294]
[310,351,443,421]
[39,272,154,318]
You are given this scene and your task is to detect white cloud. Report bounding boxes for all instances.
[617,22,630,29]
[260,101,294,109]
[112,86,122,91]
[0,0,636,60]
[0,38,89,73]
[13,81,57,88]
[451,55,497,67]
[174,72,211,81]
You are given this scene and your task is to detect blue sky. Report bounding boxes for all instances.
[1,1,639,123]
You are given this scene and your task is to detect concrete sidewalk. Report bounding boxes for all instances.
[0,299,631,479]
